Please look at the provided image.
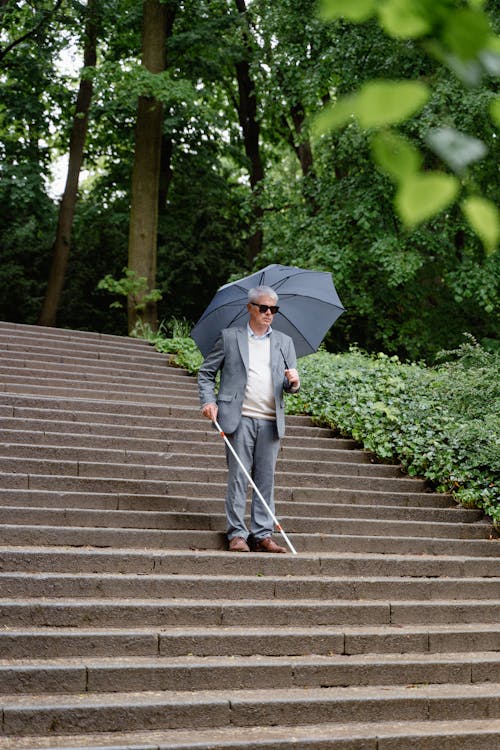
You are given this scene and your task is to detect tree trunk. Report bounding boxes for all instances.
[127,0,168,333]
[234,0,264,264]
[158,6,176,212]
[38,0,96,327]
[289,103,315,178]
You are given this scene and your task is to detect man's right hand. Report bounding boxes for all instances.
[201,402,218,422]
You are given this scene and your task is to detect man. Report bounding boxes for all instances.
[198,286,300,553]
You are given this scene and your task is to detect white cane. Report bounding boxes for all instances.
[213,419,297,555]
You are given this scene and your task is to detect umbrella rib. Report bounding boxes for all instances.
[277,292,344,309]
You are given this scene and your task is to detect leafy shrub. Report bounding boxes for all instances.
[132,318,203,374]
[287,338,499,523]
[143,324,499,523]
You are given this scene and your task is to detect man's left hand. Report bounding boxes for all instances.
[284,368,300,390]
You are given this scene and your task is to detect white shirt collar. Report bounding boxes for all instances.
[247,323,272,340]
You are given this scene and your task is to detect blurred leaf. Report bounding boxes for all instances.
[313,80,430,133]
[371,131,422,182]
[442,8,491,61]
[462,196,500,254]
[442,52,485,86]
[395,172,460,227]
[356,80,430,127]
[378,0,432,39]
[425,127,487,174]
[479,48,500,76]
[490,98,500,127]
[318,0,375,22]
[312,96,356,133]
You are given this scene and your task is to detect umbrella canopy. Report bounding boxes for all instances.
[191,264,345,358]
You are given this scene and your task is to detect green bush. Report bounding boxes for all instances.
[132,318,203,374]
[143,324,499,523]
[286,337,499,523]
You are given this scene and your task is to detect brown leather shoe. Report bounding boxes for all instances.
[254,536,287,553]
[228,536,250,552]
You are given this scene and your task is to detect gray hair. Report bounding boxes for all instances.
[248,286,278,304]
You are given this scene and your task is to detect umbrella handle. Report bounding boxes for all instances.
[280,347,289,370]
[213,419,297,555]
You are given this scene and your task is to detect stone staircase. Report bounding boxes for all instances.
[0,320,499,750]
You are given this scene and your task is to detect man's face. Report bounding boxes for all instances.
[247,294,277,328]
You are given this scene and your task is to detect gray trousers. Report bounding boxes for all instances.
[225,416,281,541]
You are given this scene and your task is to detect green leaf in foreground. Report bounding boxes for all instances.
[371,131,422,182]
[462,196,500,254]
[490,97,500,127]
[356,80,430,128]
[378,0,432,39]
[395,172,460,227]
[319,0,375,22]
[313,96,357,133]
[442,8,492,61]
[314,80,430,134]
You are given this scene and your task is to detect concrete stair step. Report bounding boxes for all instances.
[157,480,456,507]
[0,341,171,367]
[0,524,497,556]
[0,481,458,511]
[1,683,499,736]
[0,430,378,465]
[2,406,344,440]
[1,718,499,750]
[0,504,492,539]
[0,382,199,405]
[0,360,193,385]
[2,545,498,578]
[0,459,428,494]
[2,413,347,447]
[1,570,498,600]
[0,443,405,477]
[1,597,499,627]
[2,623,499,659]
[0,328,168,357]
[1,392,341,434]
[0,473,430,501]
[1,651,499,694]
[0,349,176,375]
[0,489,481,523]
[0,322,158,348]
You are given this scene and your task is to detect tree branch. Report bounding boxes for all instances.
[0,0,63,62]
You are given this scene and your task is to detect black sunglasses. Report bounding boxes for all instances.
[250,302,279,314]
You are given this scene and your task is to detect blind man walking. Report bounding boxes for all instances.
[198,286,300,553]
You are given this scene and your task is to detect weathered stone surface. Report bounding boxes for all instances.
[0,322,498,749]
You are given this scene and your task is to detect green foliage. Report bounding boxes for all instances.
[314,79,431,131]
[134,318,203,374]
[259,123,500,361]
[141,329,499,522]
[0,0,498,366]
[287,339,499,522]
[97,267,162,312]
[316,0,500,251]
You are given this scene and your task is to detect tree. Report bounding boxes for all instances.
[38,0,97,327]
[233,0,265,262]
[127,0,169,333]
[255,12,500,360]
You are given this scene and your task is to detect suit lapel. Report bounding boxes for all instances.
[236,327,249,371]
[270,332,282,374]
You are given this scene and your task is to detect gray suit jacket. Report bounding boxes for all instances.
[197,326,298,439]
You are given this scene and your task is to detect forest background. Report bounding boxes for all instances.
[0,0,499,363]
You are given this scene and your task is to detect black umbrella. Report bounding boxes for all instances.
[191,264,345,358]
